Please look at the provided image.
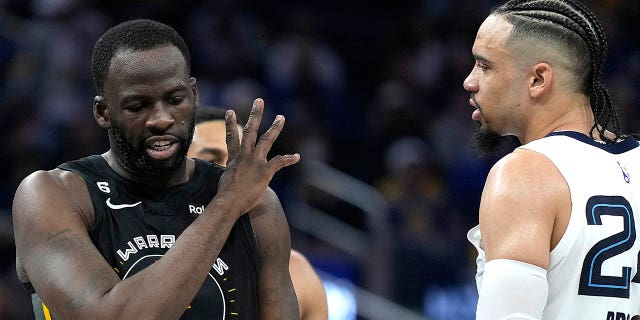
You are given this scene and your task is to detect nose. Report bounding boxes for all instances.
[463,69,478,93]
[146,102,175,132]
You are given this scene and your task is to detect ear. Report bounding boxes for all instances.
[190,77,200,110]
[93,96,111,129]
[529,62,552,99]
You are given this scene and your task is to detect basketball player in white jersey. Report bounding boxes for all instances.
[464,0,640,319]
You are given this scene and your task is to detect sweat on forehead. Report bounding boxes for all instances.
[105,45,190,91]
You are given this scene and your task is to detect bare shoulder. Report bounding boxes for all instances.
[289,249,324,288]
[486,148,565,193]
[13,168,94,281]
[289,249,328,320]
[484,148,569,210]
[290,250,310,269]
[16,169,87,196]
[480,148,570,268]
[14,168,93,227]
[289,249,317,279]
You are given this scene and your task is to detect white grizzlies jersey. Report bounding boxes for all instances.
[468,131,640,320]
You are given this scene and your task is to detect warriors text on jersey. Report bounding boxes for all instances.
[469,131,640,319]
[25,155,259,320]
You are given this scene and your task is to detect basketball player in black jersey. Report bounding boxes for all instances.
[12,19,300,319]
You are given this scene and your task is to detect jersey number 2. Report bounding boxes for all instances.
[578,196,640,298]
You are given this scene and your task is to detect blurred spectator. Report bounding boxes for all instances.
[378,137,469,309]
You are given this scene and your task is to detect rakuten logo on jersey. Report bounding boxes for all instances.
[189,204,205,215]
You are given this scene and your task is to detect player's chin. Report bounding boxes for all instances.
[473,125,505,155]
[144,149,186,173]
[477,119,495,133]
[147,160,185,177]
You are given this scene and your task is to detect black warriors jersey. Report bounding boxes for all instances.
[28,155,259,320]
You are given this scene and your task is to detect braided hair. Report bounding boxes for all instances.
[493,0,622,143]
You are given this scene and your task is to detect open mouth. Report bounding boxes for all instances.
[146,140,179,160]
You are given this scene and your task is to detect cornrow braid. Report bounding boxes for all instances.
[494,0,622,143]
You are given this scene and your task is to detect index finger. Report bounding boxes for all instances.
[225,110,240,162]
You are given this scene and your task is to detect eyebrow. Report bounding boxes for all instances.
[473,53,492,64]
[118,84,189,103]
[473,53,493,65]
[163,85,189,97]
[119,94,146,105]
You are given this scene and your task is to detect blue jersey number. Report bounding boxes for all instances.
[578,196,639,298]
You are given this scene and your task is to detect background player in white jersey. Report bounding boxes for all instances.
[464,0,640,319]
[188,106,329,320]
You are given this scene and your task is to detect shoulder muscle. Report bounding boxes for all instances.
[479,148,570,269]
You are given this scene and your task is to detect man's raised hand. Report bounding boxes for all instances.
[217,98,300,215]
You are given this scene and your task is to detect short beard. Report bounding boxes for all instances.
[109,119,195,178]
[473,125,508,157]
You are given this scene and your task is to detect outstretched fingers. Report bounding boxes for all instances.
[253,114,284,158]
[253,114,300,171]
[228,97,300,175]
[268,153,301,173]
[225,110,240,163]
[241,98,264,155]
[217,98,299,214]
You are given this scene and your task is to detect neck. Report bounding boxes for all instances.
[520,93,597,144]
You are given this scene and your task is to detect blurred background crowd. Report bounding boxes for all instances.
[1,0,639,319]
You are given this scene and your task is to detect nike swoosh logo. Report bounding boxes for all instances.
[106,198,142,210]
